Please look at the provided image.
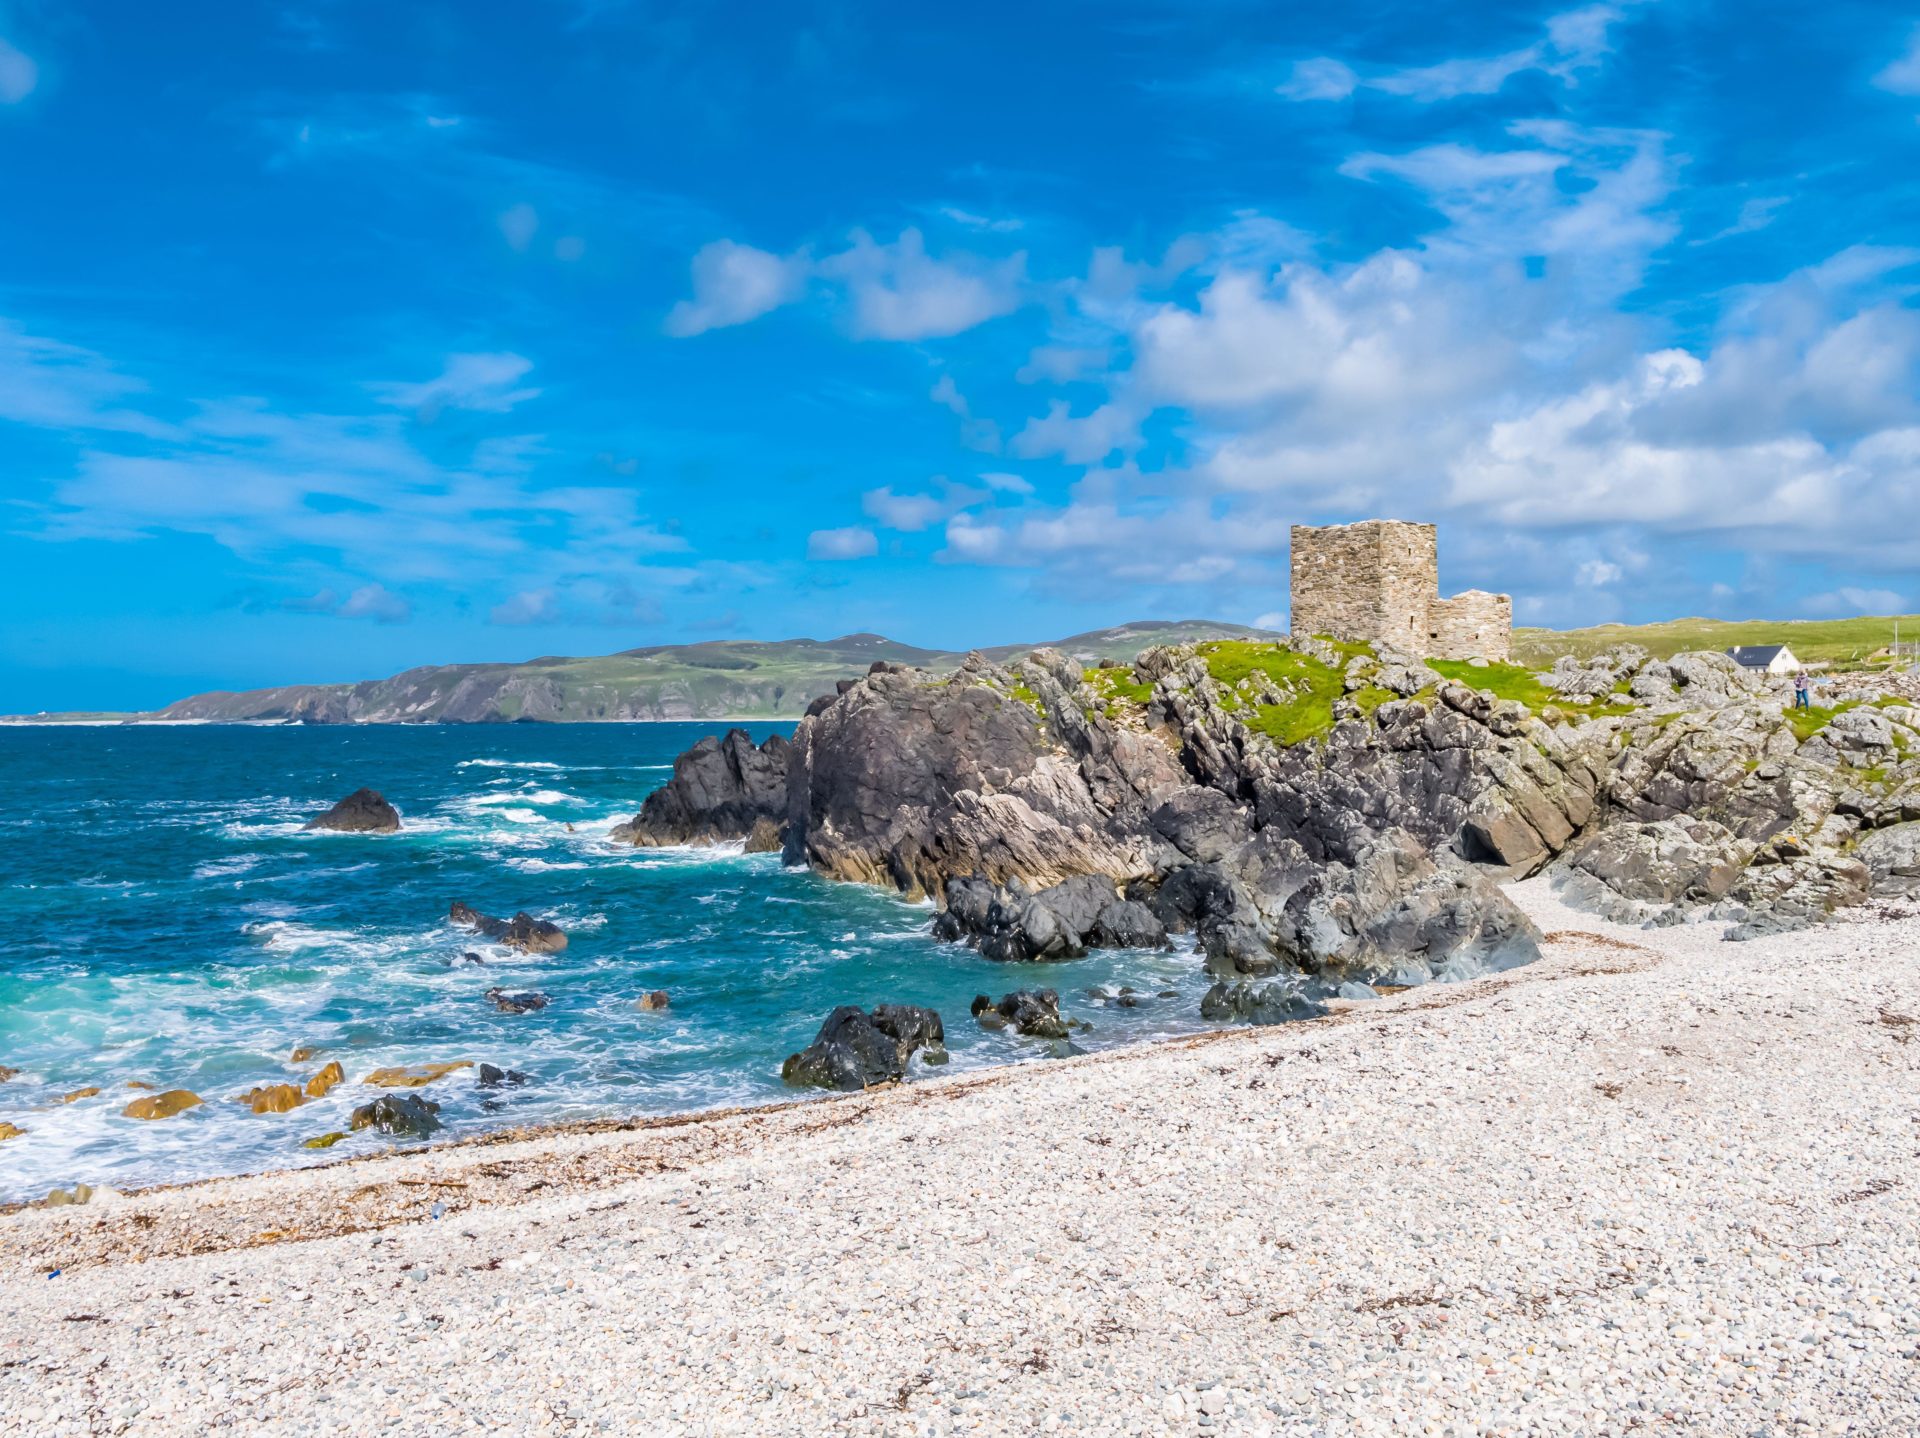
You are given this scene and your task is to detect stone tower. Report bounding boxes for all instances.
[1289,520,1511,662]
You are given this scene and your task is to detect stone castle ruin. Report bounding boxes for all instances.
[1290,520,1511,662]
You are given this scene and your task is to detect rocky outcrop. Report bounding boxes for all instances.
[484,987,549,1014]
[363,1061,472,1088]
[641,637,1920,1012]
[780,1004,947,1091]
[610,729,791,848]
[449,902,567,953]
[304,1062,345,1098]
[477,1062,529,1087]
[305,788,401,833]
[1200,981,1328,1026]
[972,989,1069,1039]
[350,1094,442,1137]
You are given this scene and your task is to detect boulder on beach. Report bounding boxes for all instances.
[123,1089,203,1121]
[304,1061,345,1098]
[781,1004,946,1092]
[971,989,1070,1039]
[363,1061,472,1088]
[349,1094,442,1138]
[234,1083,306,1114]
[484,987,550,1014]
[1200,980,1327,1026]
[448,901,567,954]
[636,990,671,1011]
[304,788,401,833]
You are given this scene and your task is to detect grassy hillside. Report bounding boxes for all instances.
[10,621,1276,725]
[1513,615,1920,669]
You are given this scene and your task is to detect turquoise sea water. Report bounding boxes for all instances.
[0,723,1215,1202]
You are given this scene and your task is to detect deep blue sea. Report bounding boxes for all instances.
[0,723,1215,1202]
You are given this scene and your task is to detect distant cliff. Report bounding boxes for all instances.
[116,623,1274,725]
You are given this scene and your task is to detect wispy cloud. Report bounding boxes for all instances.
[663,239,811,337]
[1279,3,1635,104]
[0,34,36,105]
[372,353,541,420]
[806,525,878,560]
[1874,26,1920,96]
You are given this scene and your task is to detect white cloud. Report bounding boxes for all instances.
[1803,587,1909,617]
[0,36,35,104]
[490,588,560,625]
[373,352,540,419]
[930,372,1002,452]
[1874,27,1920,95]
[497,202,539,252]
[1253,610,1288,630]
[806,525,878,560]
[978,470,1033,495]
[663,240,810,337]
[860,486,974,532]
[1575,559,1622,586]
[1281,3,1633,106]
[664,229,1026,343]
[818,229,1025,341]
[938,206,1023,234]
[1010,399,1142,465]
[1699,195,1788,244]
[337,582,412,623]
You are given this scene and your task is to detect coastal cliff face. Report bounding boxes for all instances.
[616,637,1920,995]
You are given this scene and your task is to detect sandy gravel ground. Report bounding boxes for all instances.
[2,883,1916,1437]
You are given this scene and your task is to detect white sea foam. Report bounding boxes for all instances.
[456,759,566,771]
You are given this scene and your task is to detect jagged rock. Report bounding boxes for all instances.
[304,788,401,833]
[477,1063,529,1087]
[122,1089,202,1121]
[971,989,1069,1039]
[1857,821,1920,891]
[1552,817,1751,923]
[448,902,567,954]
[349,1094,442,1137]
[610,729,791,847]
[484,987,549,1014]
[0,1121,24,1141]
[304,1062,345,1098]
[932,874,1127,961]
[234,1083,306,1115]
[780,1004,946,1091]
[1200,981,1328,1025]
[1087,898,1169,949]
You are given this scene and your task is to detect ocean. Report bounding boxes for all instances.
[0,722,1216,1203]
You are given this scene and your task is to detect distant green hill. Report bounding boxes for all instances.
[13,621,1274,725]
[1514,614,1920,669]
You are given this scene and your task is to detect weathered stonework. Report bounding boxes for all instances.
[1290,521,1511,661]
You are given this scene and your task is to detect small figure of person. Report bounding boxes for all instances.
[1793,669,1810,709]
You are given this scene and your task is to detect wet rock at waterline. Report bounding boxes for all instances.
[477,1063,529,1087]
[484,987,550,1014]
[636,990,671,1011]
[971,989,1070,1039]
[349,1094,443,1138]
[122,1089,203,1121]
[234,1083,306,1115]
[448,902,567,954]
[363,1061,472,1088]
[304,1062,345,1099]
[304,787,401,834]
[780,1004,946,1092]
[609,729,792,849]
[1200,981,1328,1026]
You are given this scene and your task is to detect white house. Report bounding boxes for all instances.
[1726,644,1801,675]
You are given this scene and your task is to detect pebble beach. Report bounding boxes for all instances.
[2,881,1915,1437]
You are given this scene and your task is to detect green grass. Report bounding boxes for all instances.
[1426,659,1634,719]
[1196,640,1351,746]
[1082,664,1153,713]
[1513,614,1920,671]
[1784,701,1857,742]
[1008,683,1044,717]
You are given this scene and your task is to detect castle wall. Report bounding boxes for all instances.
[1429,589,1512,662]
[1290,521,1437,657]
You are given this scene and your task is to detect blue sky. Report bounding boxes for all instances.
[3,0,1919,710]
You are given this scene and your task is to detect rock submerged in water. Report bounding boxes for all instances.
[363,1061,472,1088]
[349,1093,442,1138]
[972,989,1070,1039]
[304,788,401,833]
[484,987,550,1014]
[449,901,567,954]
[781,1004,946,1091]
[635,990,671,1012]
[123,1089,203,1121]
[0,1065,19,1083]
[303,1131,347,1150]
[0,1121,24,1141]
[477,1062,529,1087]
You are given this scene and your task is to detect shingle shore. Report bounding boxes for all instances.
[2,882,1916,1437]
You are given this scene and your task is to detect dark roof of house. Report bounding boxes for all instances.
[1726,645,1789,666]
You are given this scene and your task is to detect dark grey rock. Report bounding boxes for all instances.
[305,788,401,833]
[349,1094,442,1137]
[971,989,1069,1039]
[610,729,791,848]
[780,1004,946,1091]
